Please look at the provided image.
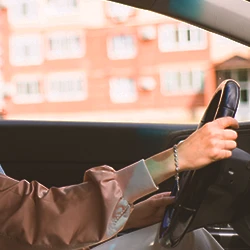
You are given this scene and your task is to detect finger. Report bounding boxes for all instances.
[150,192,171,200]
[221,149,233,159]
[216,117,239,129]
[150,196,175,208]
[224,140,237,150]
[211,140,236,160]
[223,129,238,140]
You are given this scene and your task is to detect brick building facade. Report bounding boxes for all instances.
[1,0,249,122]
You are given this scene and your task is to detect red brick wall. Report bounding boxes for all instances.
[4,17,214,116]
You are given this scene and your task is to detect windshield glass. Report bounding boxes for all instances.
[0,0,249,123]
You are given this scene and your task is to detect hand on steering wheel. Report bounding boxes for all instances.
[159,79,241,248]
[178,117,239,171]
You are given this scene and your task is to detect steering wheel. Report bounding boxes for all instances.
[158,79,242,247]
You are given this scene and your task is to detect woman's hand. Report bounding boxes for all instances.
[178,116,239,171]
[123,192,175,231]
[123,117,238,231]
[146,116,239,185]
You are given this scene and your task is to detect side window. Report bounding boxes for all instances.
[1,0,250,122]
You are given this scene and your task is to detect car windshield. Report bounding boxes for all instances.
[0,0,249,123]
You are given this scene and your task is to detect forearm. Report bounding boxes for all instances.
[145,148,176,186]
[145,116,240,187]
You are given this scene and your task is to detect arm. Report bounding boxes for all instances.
[146,116,239,185]
[123,117,239,230]
[0,161,157,250]
[0,117,239,249]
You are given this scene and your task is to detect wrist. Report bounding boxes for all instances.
[145,149,176,185]
[174,140,189,171]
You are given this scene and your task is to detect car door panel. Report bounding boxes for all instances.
[1,120,250,250]
[0,121,195,188]
[0,121,250,190]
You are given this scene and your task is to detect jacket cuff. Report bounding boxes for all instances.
[116,159,158,203]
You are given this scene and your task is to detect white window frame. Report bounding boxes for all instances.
[46,0,79,16]
[12,75,43,104]
[106,2,135,22]
[46,31,84,60]
[107,35,137,60]
[5,0,39,24]
[158,23,207,52]
[10,34,43,66]
[109,77,137,103]
[46,72,87,102]
[178,23,207,50]
[160,69,204,95]
[158,24,177,51]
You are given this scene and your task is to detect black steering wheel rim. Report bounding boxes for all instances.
[158,79,240,248]
[198,79,240,128]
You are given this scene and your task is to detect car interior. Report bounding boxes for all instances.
[1,0,250,249]
[1,83,250,250]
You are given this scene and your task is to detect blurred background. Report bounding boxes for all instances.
[0,0,249,123]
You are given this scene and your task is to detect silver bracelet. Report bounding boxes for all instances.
[173,144,180,192]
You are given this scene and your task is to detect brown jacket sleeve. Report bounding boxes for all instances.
[0,160,158,250]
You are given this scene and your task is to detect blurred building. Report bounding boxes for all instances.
[1,0,250,122]
[0,4,8,118]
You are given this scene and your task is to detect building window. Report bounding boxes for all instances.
[106,2,135,22]
[237,68,248,82]
[13,76,43,104]
[161,69,204,95]
[10,34,43,66]
[47,31,84,60]
[110,78,137,103]
[217,68,249,104]
[241,88,249,103]
[108,35,137,60]
[46,72,87,102]
[158,23,207,52]
[6,0,39,23]
[47,0,79,15]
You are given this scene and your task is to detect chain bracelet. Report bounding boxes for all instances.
[173,144,180,192]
